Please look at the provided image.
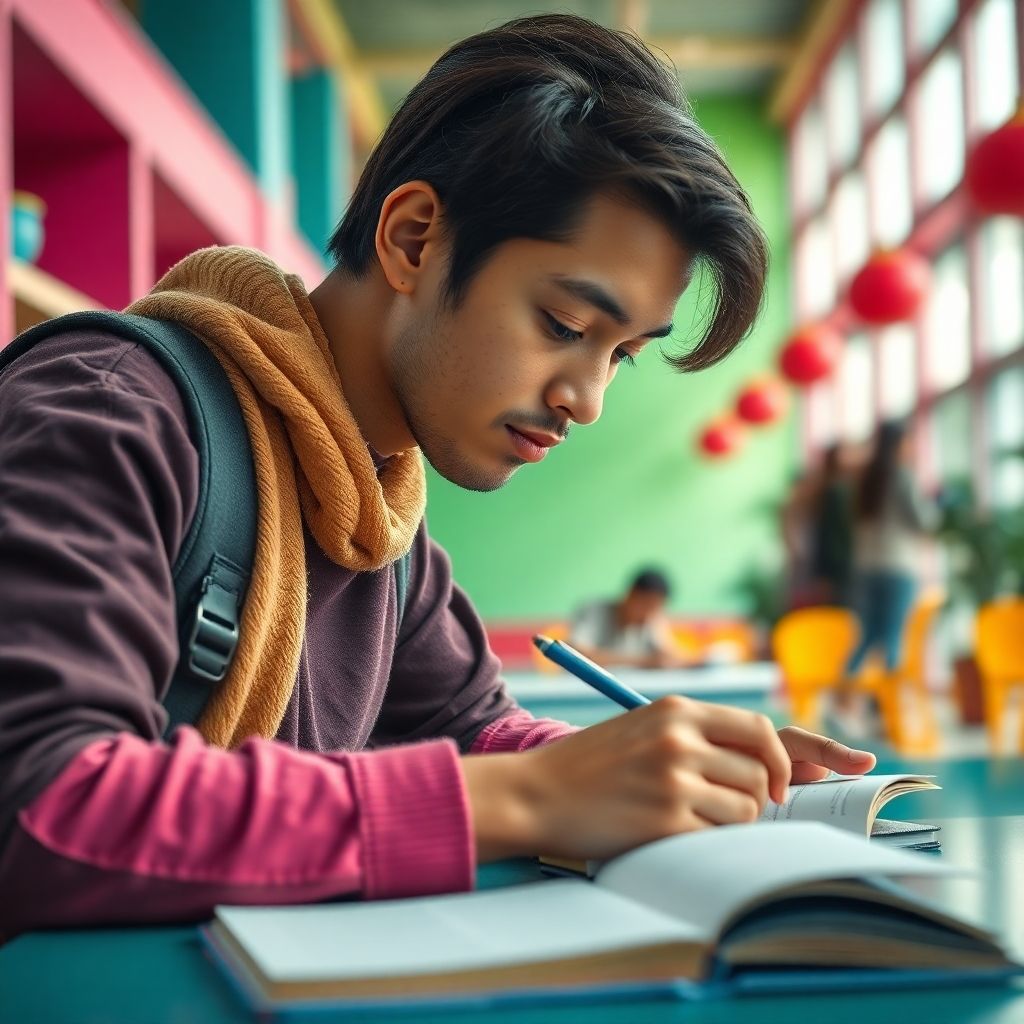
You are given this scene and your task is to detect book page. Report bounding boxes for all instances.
[596,821,959,938]
[214,881,703,984]
[759,774,938,835]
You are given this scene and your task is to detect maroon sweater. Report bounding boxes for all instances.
[0,329,573,942]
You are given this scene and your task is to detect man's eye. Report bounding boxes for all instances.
[613,349,637,368]
[543,312,584,342]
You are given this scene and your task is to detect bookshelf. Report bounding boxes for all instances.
[0,0,327,346]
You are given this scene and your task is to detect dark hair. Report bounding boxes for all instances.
[857,421,907,521]
[630,568,672,597]
[328,14,768,371]
[822,443,843,477]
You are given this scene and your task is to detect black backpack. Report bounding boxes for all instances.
[0,311,412,736]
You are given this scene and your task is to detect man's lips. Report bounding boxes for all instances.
[506,425,560,463]
[509,426,561,448]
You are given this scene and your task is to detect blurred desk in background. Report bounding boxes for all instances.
[504,662,779,724]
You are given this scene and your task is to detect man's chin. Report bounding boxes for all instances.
[424,447,520,493]
[439,464,518,493]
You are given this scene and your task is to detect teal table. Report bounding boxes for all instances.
[1,808,1023,1023]
[2,754,1023,1023]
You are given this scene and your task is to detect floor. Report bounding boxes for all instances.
[812,685,1021,760]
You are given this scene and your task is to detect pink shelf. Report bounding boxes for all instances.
[1,0,326,343]
[152,170,220,284]
[12,22,133,309]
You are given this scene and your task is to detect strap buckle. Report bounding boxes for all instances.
[187,560,244,682]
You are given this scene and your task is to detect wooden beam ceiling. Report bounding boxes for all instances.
[360,34,798,79]
[288,0,388,146]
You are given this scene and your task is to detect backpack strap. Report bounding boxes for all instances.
[394,545,413,634]
[1,311,258,736]
[4,310,420,733]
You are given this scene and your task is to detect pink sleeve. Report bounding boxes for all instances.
[0,727,473,941]
[470,709,578,753]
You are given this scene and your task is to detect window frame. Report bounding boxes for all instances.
[788,0,1024,507]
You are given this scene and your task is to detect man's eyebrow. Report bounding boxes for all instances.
[550,276,674,339]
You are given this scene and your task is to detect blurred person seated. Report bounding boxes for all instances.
[569,568,689,669]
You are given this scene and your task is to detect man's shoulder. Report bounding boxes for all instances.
[1,324,189,420]
[572,599,614,623]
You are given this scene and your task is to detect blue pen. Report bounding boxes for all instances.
[532,634,650,709]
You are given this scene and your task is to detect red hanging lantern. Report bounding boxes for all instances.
[697,418,745,458]
[736,376,789,425]
[848,248,930,324]
[778,324,843,386]
[966,104,1024,216]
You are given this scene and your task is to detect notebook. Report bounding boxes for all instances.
[202,821,1018,1014]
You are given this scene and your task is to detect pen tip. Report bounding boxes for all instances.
[533,634,553,648]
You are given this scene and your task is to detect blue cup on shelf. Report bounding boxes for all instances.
[11,191,46,264]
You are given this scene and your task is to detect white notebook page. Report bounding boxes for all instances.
[215,880,701,984]
[759,774,938,834]
[596,821,959,937]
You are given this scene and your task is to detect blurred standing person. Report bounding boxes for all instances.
[832,421,936,733]
[808,444,854,606]
[780,470,818,608]
[781,444,853,608]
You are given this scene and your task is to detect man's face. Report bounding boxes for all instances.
[388,193,691,491]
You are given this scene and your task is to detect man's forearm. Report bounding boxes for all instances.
[0,728,473,940]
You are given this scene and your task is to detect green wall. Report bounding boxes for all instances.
[427,94,795,620]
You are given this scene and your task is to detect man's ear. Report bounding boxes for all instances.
[374,181,443,295]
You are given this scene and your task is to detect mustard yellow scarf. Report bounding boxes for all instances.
[127,246,425,748]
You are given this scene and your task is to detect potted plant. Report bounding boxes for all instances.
[935,477,1024,723]
[731,563,788,660]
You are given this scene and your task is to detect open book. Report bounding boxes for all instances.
[203,822,1017,1013]
[760,772,940,842]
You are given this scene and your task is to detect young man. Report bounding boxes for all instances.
[569,568,685,669]
[0,15,874,941]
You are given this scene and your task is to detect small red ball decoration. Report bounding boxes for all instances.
[778,324,843,386]
[736,377,789,425]
[966,104,1024,216]
[848,249,930,324]
[698,418,745,458]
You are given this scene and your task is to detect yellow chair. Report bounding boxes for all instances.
[860,589,944,754]
[975,599,1024,754]
[531,622,569,673]
[772,607,859,730]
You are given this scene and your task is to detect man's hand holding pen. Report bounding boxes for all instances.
[462,697,876,863]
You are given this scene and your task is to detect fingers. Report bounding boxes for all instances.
[687,776,763,826]
[673,807,715,834]
[687,702,792,803]
[777,726,877,776]
[789,762,833,784]
[696,742,771,812]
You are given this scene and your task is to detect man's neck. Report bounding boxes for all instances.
[308,269,416,457]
